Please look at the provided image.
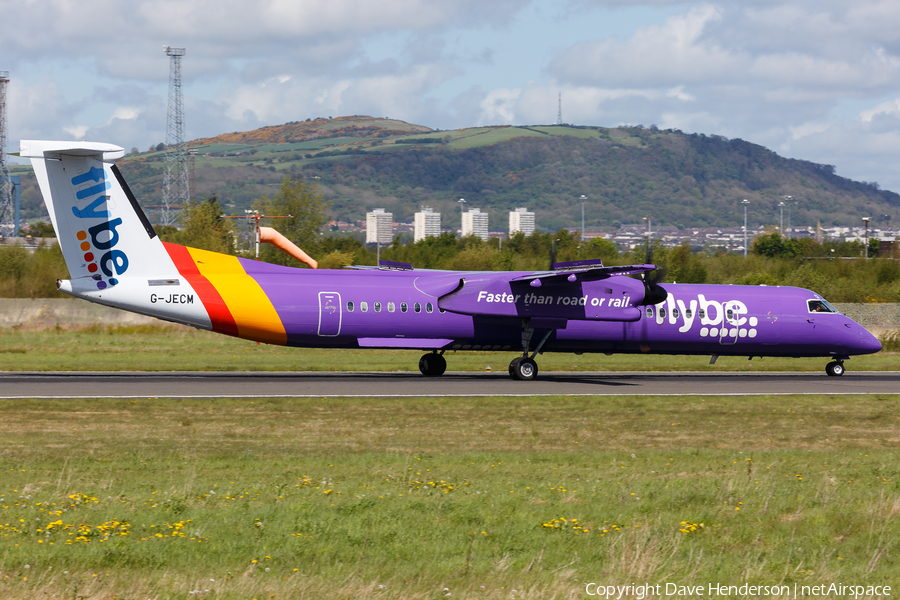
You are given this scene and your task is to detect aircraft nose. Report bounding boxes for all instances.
[857,324,882,354]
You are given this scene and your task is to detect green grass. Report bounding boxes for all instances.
[526,126,603,139]
[447,127,546,149]
[1,324,895,373]
[0,394,898,598]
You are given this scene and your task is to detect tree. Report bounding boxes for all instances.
[869,237,881,258]
[582,237,619,261]
[665,242,707,283]
[318,251,356,269]
[252,176,329,266]
[22,221,56,238]
[752,233,786,258]
[159,196,235,254]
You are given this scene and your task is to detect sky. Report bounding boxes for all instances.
[4,0,900,192]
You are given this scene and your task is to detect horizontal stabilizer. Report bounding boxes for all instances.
[19,140,125,161]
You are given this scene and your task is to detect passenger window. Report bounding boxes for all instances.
[659,307,666,319]
[361,301,368,312]
[374,302,382,312]
[414,302,422,313]
[401,302,408,313]
[698,308,705,319]
[685,309,692,318]
[426,303,434,313]
[726,308,734,320]
[347,301,354,312]
[646,307,654,318]
[672,308,680,319]
[388,302,395,313]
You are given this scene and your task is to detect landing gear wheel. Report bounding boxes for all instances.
[509,357,538,381]
[418,353,446,377]
[825,361,845,377]
[509,357,523,378]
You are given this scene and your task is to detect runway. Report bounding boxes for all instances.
[0,370,897,398]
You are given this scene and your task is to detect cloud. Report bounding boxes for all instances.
[62,125,90,139]
[221,62,459,125]
[783,98,900,191]
[4,0,900,196]
[549,6,737,87]
[479,88,521,124]
[861,99,900,124]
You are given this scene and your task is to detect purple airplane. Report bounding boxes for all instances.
[21,140,882,379]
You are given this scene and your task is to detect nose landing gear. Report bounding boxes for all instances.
[825,360,845,377]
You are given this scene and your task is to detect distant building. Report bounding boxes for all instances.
[462,208,489,241]
[414,207,441,242]
[366,208,393,244]
[509,207,535,236]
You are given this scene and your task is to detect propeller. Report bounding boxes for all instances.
[638,239,668,305]
[641,268,668,305]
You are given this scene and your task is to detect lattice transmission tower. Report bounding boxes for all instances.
[556,92,562,125]
[162,46,189,226]
[0,71,13,235]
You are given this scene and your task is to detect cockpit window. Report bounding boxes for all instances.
[808,300,838,314]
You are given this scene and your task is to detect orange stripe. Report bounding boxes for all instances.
[184,247,287,346]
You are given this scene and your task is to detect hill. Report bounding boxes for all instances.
[11,116,900,231]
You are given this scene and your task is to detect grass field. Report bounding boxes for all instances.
[0,324,896,373]
[0,393,898,599]
[1,325,897,598]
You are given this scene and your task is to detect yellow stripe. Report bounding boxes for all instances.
[186,247,287,345]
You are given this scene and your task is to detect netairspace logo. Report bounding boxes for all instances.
[584,582,892,599]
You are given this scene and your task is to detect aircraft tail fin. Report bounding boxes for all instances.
[21,140,178,291]
[19,140,225,332]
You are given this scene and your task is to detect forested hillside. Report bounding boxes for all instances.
[302,129,900,230]
[10,117,900,231]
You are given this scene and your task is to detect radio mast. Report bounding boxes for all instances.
[556,92,562,125]
[162,46,189,226]
[0,71,13,235]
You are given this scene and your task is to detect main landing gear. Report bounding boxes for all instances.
[825,360,845,377]
[508,320,554,381]
[418,351,446,377]
[418,320,555,381]
[509,356,538,380]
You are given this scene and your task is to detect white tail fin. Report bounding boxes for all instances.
[22,141,175,287]
[21,140,211,329]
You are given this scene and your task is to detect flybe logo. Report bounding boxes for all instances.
[69,166,128,290]
[651,294,760,339]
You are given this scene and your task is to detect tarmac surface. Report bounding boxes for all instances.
[1,370,898,398]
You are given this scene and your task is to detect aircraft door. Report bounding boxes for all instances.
[318,292,342,336]
[719,302,740,345]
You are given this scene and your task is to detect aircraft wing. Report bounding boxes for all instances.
[511,261,659,285]
[414,262,660,323]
